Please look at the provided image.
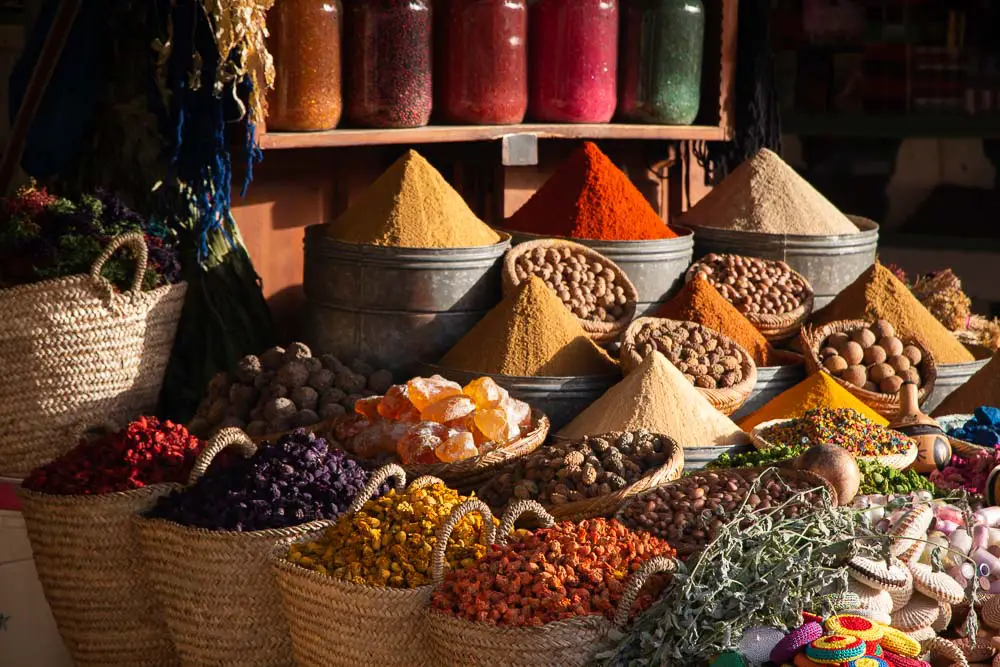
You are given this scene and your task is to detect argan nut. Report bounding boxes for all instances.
[879,375,904,394]
[903,345,923,366]
[902,367,921,385]
[863,381,880,392]
[841,365,867,388]
[841,341,864,366]
[880,336,904,357]
[851,328,877,348]
[828,332,850,349]
[869,363,896,383]
[888,354,911,373]
[871,319,895,340]
[820,346,840,361]
[823,355,849,374]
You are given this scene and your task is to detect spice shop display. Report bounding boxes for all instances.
[503,142,675,241]
[437,0,527,125]
[686,253,815,340]
[738,370,889,431]
[477,429,682,519]
[266,0,343,131]
[440,276,619,377]
[934,354,1000,417]
[618,0,704,125]
[502,239,638,344]
[343,0,432,128]
[528,0,619,123]
[187,341,393,438]
[621,317,757,415]
[559,351,750,448]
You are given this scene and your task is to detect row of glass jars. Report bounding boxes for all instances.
[267,0,705,132]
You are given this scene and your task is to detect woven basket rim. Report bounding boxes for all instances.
[134,513,331,541]
[501,238,639,337]
[620,316,758,416]
[749,417,920,469]
[0,268,187,302]
[800,319,938,413]
[16,481,185,505]
[424,605,615,636]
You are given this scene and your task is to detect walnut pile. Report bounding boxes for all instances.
[188,342,393,438]
[478,430,674,509]
[633,320,745,389]
[689,253,809,316]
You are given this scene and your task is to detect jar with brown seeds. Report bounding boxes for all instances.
[688,254,809,316]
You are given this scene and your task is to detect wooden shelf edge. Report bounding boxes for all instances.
[259,123,729,149]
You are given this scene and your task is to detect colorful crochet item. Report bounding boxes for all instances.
[825,615,885,642]
[846,657,889,667]
[802,612,824,624]
[794,654,824,667]
[881,652,930,667]
[805,635,866,664]
[867,642,883,657]
[738,626,785,665]
[710,651,747,667]
[770,622,825,664]
[879,627,921,658]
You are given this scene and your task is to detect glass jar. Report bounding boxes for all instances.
[266,0,343,131]
[438,0,528,125]
[619,0,704,124]
[344,0,433,128]
[528,0,619,123]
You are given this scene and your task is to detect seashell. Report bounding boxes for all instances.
[910,562,968,605]
[892,592,941,631]
[848,555,911,591]
[890,505,934,558]
[848,580,894,614]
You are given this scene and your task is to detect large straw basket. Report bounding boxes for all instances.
[133,428,352,667]
[620,317,758,416]
[0,232,187,477]
[685,256,815,342]
[750,418,919,470]
[425,500,677,667]
[501,238,638,345]
[801,320,938,420]
[271,465,496,667]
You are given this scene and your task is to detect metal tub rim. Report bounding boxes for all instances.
[415,361,621,389]
[501,225,694,255]
[305,224,512,268]
[685,216,879,255]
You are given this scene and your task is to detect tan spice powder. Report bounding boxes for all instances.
[680,148,860,236]
[811,263,975,365]
[440,276,619,377]
[931,352,999,416]
[326,150,502,249]
[559,351,749,448]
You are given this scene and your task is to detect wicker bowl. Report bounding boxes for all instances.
[502,238,638,345]
[749,417,920,470]
[801,319,938,419]
[685,256,815,342]
[620,316,758,416]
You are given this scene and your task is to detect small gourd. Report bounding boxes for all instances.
[785,443,859,505]
[891,381,951,473]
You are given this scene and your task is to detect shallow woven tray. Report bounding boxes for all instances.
[801,319,938,420]
[684,257,815,342]
[620,317,758,416]
[750,417,920,470]
[502,238,638,345]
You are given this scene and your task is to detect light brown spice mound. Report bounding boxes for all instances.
[931,352,999,416]
[680,148,859,236]
[811,263,974,364]
[325,150,502,248]
[440,276,619,377]
[559,351,749,448]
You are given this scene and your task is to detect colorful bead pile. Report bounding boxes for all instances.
[760,408,915,458]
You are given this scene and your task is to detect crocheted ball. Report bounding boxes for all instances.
[709,651,747,667]
[770,622,825,664]
[824,614,886,642]
[846,657,889,667]
[802,612,824,624]
[738,626,786,666]
[880,652,930,667]
[805,635,866,664]
[793,653,824,667]
[879,626,921,658]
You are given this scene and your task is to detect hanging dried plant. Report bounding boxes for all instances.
[912,270,973,332]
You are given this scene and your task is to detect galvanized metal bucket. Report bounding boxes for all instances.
[682,444,755,472]
[303,226,511,375]
[921,345,992,415]
[689,217,879,310]
[730,363,807,422]
[414,362,619,431]
[504,228,695,317]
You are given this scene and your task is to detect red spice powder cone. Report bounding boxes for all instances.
[503,142,676,241]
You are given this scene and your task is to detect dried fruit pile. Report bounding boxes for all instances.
[758,408,916,459]
[688,253,809,316]
[148,430,372,531]
[628,320,746,389]
[287,482,492,588]
[23,417,203,495]
[478,430,674,509]
[818,320,924,394]
[430,518,675,626]
[336,375,533,465]
[188,342,393,438]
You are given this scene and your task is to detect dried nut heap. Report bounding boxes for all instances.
[430,518,676,627]
[478,430,674,509]
[633,320,744,389]
[618,469,831,548]
[819,320,923,394]
[189,342,394,438]
[689,253,809,316]
[512,245,628,323]
[287,482,492,589]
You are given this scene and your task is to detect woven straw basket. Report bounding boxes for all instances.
[425,500,677,667]
[133,428,336,667]
[620,317,758,416]
[801,320,938,420]
[750,418,919,470]
[684,257,815,342]
[501,238,638,345]
[0,232,187,477]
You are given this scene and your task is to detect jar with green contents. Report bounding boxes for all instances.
[618,0,704,125]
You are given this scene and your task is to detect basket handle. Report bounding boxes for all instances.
[497,499,556,544]
[612,556,677,628]
[409,475,446,490]
[430,498,496,586]
[90,232,149,295]
[187,427,257,485]
[346,463,408,515]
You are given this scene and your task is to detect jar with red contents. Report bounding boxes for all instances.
[343,0,433,128]
[437,0,528,125]
[528,0,619,123]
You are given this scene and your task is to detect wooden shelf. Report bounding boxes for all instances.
[783,112,1000,139]
[259,123,730,150]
